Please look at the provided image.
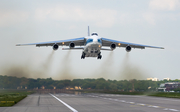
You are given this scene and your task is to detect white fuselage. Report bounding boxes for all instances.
[84,35,102,57]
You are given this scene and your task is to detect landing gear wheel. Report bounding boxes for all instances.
[81,55,85,59]
[81,52,85,59]
[97,55,102,59]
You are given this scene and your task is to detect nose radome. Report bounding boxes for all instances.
[93,38,98,42]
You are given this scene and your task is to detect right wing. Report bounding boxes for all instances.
[101,38,164,49]
[16,37,86,47]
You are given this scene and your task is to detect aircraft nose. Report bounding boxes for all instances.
[93,39,98,43]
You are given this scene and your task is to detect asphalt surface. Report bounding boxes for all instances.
[0,93,180,112]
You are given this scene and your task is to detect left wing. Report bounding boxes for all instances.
[101,38,164,49]
[16,37,86,47]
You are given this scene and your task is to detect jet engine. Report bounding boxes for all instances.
[126,46,131,52]
[53,44,59,50]
[69,42,75,48]
[110,43,116,50]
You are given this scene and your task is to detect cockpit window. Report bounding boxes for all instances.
[91,33,98,36]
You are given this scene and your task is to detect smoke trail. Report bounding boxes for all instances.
[42,51,54,71]
[94,51,114,79]
[36,51,55,78]
[1,64,32,78]
[118,53,147,80]
[55,50,75,80]
[1,51,55,79]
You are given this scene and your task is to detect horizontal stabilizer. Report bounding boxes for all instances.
[101,48,112,51]
[62,47,84,50]
[16,44,31,46]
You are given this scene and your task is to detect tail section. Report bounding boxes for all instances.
[88,26,90,36]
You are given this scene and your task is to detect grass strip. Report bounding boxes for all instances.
[0,90,34,107]
[148,92,180,98]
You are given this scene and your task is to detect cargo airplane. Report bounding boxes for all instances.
[16,26,164,59]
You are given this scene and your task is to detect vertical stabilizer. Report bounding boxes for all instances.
[88,26,90,36]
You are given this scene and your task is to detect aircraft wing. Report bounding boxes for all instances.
[16,37,86,47]
[101,38,164,49]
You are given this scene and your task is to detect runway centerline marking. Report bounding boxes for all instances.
[50,93,78,112]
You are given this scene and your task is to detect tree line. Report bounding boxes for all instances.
[0,75,180,91]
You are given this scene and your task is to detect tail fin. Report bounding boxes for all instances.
[88,26,90,36]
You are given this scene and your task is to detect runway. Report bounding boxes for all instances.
[0,93,180,112]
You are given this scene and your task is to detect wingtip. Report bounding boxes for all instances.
[16,44,20,46]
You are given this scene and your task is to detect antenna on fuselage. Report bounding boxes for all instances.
[88,26,90,36]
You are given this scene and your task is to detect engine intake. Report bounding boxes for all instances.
[53,44,59,50]
[126,46,131,52]
[110,43,116,50]
[69,42,75,48]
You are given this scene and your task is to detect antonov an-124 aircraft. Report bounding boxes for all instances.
[16,26,164,59]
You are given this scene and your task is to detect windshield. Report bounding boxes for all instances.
[91,33,98,36]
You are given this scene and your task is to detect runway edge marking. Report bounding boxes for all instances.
[49,93,78,112]
[88,94,179,112]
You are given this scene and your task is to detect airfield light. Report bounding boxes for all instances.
[118,43,121,46]
[62,42,64,45]
[99,45,101,47]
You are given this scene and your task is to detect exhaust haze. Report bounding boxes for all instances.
[1,51,55,79]
[118,53,148,80]
[40,51,55,77]
[94,51,114,79]
[1,50,148,81]
[55,50,75,80]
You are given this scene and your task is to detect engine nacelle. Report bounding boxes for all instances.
[53,44,59,50]
[69,42,75,48]
[110,43,116,50]
[126,46,131,52]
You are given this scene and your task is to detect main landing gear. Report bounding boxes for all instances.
[81,52,85,59]
[81,52,102,59]
[97,52,102,59]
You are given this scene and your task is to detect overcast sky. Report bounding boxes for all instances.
[0,0,180,80]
